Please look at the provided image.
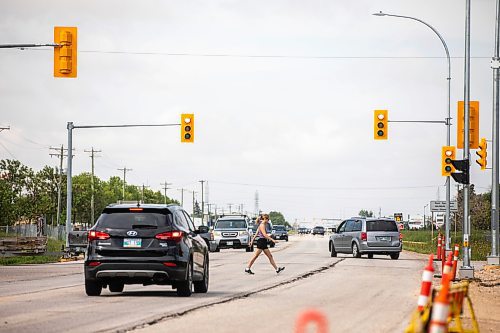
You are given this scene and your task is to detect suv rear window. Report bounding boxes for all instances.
[97,212,172,229]
[215,220,247,229]
[273,225,285,231]
[366,220,398,232]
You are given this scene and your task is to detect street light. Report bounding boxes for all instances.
[373,11,453,251]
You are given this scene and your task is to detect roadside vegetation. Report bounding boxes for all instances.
[402,229,491,261]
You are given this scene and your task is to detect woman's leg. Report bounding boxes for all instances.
[247,249,263,268]
[263,249,278,270]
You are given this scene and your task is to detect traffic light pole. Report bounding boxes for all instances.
[460,0,474,278]
[488,0,500,265]
[65,122,180,249]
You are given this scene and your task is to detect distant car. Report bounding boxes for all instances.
[298,227,309,234]
[329,218,402,259]
[84,203,209,297]
[312,226,325,236]
[271,225,289,242]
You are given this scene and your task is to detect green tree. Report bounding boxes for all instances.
[269,211,291,228]
[358,209,374,218]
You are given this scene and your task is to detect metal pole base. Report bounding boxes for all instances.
[487,255,500,265]
[458,266,475,279]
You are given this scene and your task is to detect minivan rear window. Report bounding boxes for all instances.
[366,220,398,232]
[97,212,172,229]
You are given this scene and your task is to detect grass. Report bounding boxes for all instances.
[0,237,65,266]
[401,229,491,261]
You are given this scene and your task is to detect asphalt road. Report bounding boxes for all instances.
[0,235,426,333]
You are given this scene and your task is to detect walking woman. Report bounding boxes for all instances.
[245,214,285,275]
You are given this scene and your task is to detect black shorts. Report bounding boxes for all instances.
[256,238,268,250]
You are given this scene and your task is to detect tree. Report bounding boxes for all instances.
[456,185,491,230]
[358,209,374,218]
[269,211,291,228]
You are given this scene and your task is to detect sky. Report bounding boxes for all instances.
[0,0,496,224]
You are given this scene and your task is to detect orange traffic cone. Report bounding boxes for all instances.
[442,252,453,284]
[417,254,434,311]
[429,273,451,333]
[294,309,328,333]
[451,244,459,281]
[436,233,443,261]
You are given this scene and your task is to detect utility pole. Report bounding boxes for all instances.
[117,167,133,201]
[177,188,185,207]
[199,180,205,225]
[160,181,172,205]
[460,0,474,278]
[84,147,101,226]
[141,184,149,203]
[49,145,70,227]
[489,0,500,266]
[228,203,233,214]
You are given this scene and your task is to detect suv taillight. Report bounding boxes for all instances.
[361,232,367,241]
[155,231,184,242]
[88,230,110,241]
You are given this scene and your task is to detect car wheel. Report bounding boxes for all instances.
[330,242,337,257]
[109,281,124,293]
[245,246,252,252]
[390,253,400,260]
[270,242,275,248]
[214,247,220,252]
[177,261,193,297]
[85,279,102,296]
[285,237,288,242]
[352,243,361,258]
[367,253,374,259]
[194,256,209,293]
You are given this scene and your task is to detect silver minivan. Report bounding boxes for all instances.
[328,218,402,259]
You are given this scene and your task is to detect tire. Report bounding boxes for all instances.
[85,279,102,296]
[177,261,193,297]
[352,243,361,258]
[194,256,209,293]
[270,242,275,248]
[367,253,374,259]
[109,282,124,293]
[390,253,400,260]
[330,242,337,257]
[285,237,288,242]
[214,247,220,252]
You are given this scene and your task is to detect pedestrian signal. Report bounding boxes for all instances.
[441,146,456,176]
[476,138,487,170]
[181,114,194,143]
[54,27,77,78]
[374,110,388,140]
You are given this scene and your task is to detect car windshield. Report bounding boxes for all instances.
[215,220,247,229]
[97,212,172,229]
[273,225,285,231]
[315,226,324,230]
[366,220,398,232]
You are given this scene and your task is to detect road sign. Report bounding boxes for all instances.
[430,201,458,212]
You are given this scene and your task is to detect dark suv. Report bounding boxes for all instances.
[312,226,325,236]
[271,225,289,241]
[84,204,209,297]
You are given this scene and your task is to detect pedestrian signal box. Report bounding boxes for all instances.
[181,114,194,143]
[394,213,403,222]
[441,146,456,176]
[54,27,77,78]
[374,110,388,140]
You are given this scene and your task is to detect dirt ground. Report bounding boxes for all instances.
[464,265,500,332]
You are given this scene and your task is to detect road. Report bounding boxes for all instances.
[0,235,425,333]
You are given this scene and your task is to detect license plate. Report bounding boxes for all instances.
[124,238,142,248]
[378,236,390,242]
[226,241,233,246]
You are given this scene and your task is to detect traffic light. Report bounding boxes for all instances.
[441,146,456,176]
[476,138,487,170]
[374,110,388,140]
[181,114,194,143]
[451,159,469,185]
[54,27,77,78]
[457,101,479,149]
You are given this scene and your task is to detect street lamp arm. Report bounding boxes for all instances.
[373,12,450,79]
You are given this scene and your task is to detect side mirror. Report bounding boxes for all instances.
[198,226,209,234]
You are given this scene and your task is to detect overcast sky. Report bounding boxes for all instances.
[0,0,496,223]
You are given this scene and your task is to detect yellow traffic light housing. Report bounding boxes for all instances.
[476,138,487,170]
[54,27,77,78]
[181,114,194,143]
[457,101,479,149]
[442,146,456,176]
[374,110,388,140]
